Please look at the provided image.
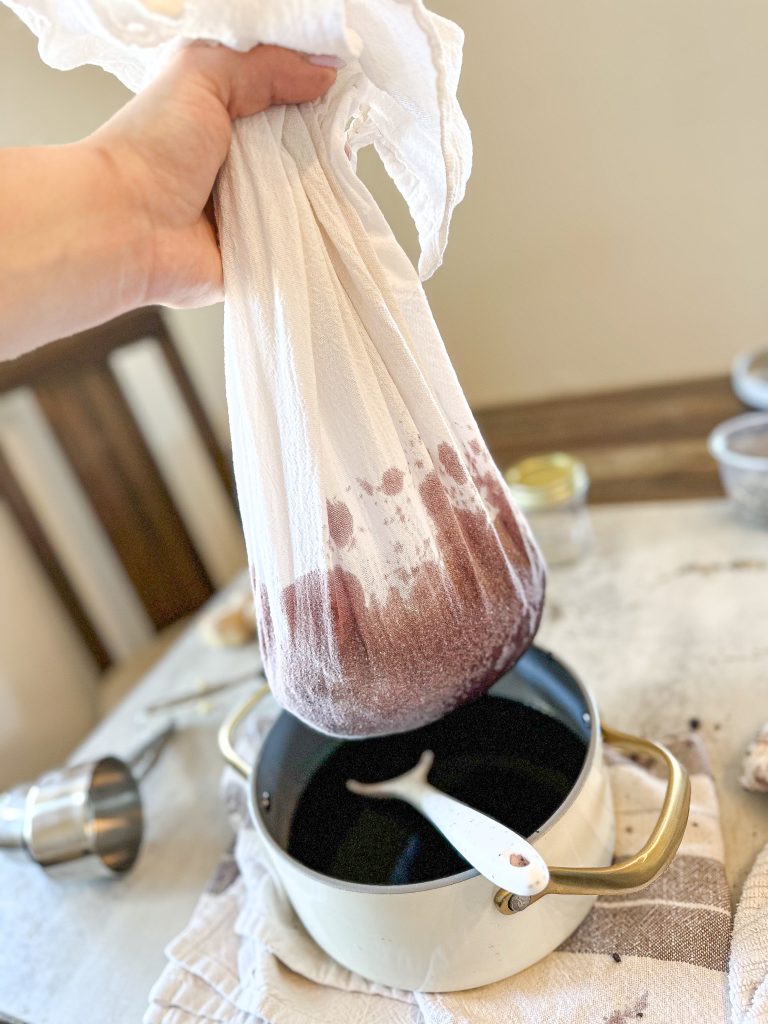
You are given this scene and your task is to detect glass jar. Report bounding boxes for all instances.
[505,452,592,566]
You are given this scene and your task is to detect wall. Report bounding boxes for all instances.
[363,0,768,407]
[0,504,99,783]
[3,3,767,410]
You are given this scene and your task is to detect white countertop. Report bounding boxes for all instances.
[1,497,767,1023]
[537,498,768,897]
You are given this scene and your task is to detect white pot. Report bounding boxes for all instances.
[220,648,689,993]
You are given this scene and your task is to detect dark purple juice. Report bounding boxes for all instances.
[286,697,586,886]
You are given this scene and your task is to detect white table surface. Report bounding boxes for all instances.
[1,497,767,1024]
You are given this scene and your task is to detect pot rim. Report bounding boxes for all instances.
[247,659,601,895]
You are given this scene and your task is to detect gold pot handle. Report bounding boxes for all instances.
[494,724,691,915]
[217,686,271,780]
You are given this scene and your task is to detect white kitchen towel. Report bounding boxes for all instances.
[146,717,738,1024]
[216,78,543,739]
[207,0,543,742]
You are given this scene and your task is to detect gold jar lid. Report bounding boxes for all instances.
[504,452,589,510]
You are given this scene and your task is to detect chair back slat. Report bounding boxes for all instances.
[34,360,215,628]
[0,308,236,664]
[156,326,234,497]
[0,443,111,668]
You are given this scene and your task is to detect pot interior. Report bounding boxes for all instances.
[254,647,592,887]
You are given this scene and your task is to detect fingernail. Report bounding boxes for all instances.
[307,54,346,69]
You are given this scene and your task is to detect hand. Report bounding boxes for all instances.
[90,44,337,309]
[0,43,335,356]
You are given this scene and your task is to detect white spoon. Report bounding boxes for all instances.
[346,750,549,897]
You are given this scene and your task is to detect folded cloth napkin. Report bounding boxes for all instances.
[145,698,754,1024]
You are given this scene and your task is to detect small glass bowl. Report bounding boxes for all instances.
[708,412,768,525]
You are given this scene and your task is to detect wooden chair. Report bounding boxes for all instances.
[0,307,244,726]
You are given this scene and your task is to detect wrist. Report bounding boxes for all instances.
[0,141,156,355]
[78,135,155,315]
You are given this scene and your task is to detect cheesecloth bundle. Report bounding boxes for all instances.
[6,0,546,736]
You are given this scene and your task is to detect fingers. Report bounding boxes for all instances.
[234,46,339,114]
[179,43,338,120]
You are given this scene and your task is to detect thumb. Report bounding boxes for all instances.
[177,43,338,120]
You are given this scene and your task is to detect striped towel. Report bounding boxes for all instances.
[146,724,755,1024]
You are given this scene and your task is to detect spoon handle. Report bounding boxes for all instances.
[409,782,549,896]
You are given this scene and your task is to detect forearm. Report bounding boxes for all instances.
[0,141,150,359]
